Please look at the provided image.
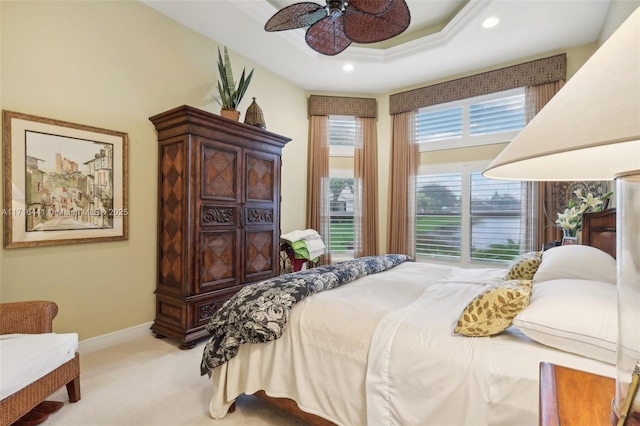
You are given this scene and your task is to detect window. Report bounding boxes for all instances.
[328,115,359,260]
[415,163,525,265]
[329,176,355,257]
[416,88,525,151]
[469,171,524,262]
[414,88,529,266]
[415,172,462,259]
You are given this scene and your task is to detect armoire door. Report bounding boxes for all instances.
[196,138,243,294]
[243,148,280,283]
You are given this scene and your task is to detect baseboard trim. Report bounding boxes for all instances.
[78,321,154,354]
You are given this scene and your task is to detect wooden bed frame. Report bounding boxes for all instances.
[237,209,618,425]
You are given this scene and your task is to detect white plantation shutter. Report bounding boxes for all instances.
[416,107,463,143]
[417,88,525,151]
[469,172,523,262]
[414,88,528,265]
[328,115,356,146]
[469,93,525,135]
[328,177,356,257]
[415,173,462,260]
[415,169,524,265]
[328,115,360,260]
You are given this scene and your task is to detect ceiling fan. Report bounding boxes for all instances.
[264,0,411,56]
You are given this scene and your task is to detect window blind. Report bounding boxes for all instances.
[415,173,462,260]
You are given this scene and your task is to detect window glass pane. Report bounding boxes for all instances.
[416,107,463,143]
[469,93,525,136]
[329,177,354,255]
[470,172,522,262]
[416,173,462,260]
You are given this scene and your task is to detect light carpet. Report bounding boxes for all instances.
[45,332,307,426]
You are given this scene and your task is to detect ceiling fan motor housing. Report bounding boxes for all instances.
[327,0,346,19]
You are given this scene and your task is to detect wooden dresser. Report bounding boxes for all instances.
[582,208,616,258]
[539,362,615,426]
[149,105,291,348]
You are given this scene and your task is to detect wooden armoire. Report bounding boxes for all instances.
[149,105,291,348]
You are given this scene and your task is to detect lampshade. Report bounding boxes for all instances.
[484,7,640,426]
[483,8,640,181]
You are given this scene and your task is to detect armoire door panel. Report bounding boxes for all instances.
[245,151,277,202]
[245,229,277,280]
[245,206,275,226]
[200,204,239,228]
[200,140,242,202]
[198,229,241,293]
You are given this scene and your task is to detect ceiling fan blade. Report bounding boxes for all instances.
[265,2,327,32]
[348,0,393,15]
[343,0,410,44]
[305,16,352,56]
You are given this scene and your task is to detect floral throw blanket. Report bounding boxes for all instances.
[200,254,412,377]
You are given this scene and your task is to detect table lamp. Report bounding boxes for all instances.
[484,7,640,425]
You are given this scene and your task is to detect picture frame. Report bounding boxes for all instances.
[561,236,578,246]
[2,110,128,248]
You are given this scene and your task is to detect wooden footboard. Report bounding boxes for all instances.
[253,390,337,426]
[0,353,81,426]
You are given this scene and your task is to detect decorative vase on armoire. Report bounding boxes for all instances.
[149,105,290,349]
[220,108,240,121]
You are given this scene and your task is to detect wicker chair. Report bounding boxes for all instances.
[0,301,81,426]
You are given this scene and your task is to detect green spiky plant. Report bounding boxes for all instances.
[215,46,254,110]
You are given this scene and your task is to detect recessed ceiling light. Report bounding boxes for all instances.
[342,63,354,72]
[482,16,500,29]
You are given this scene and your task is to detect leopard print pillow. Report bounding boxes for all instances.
[505,251,542,280]
[454,279,533,337]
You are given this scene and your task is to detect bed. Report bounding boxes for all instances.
[201,209,618,426]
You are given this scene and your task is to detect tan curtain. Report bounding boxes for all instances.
[306,115,331,264]
[354,117,378,257]
[524,81,565,250]
[387,111,417,257]
[307,95,377,263]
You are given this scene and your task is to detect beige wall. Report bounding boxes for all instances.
[0,0,629,340]
[0,0,308,339]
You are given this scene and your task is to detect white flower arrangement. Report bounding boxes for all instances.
[556,189,612,237]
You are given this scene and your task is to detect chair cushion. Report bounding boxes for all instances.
[0,333,78,400]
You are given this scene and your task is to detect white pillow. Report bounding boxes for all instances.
[533,245,616,285]
[513,278,617,363]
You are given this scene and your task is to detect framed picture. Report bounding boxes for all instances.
[561,236,578,246]
[2,110,128,248]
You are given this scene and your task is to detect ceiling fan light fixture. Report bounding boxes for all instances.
[482,16,500,29]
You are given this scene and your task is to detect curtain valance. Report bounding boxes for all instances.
[389,53,566,115]
[308,95,377,118]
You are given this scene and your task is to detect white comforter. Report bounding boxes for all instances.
[208,262,615,426]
